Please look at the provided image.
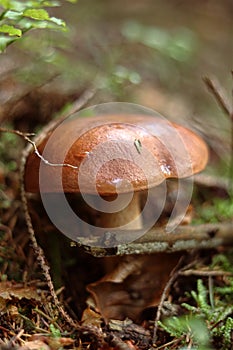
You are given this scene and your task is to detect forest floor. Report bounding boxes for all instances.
[0,1,233,349]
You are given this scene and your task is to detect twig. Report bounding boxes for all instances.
[87,220,233,257]
[179,269,233,277]
[63,86,96,119]
[0,87,95,168]
[193,173,230,193]
[34,307,63,330]
[0,128,78,170]
[0,87,96,169]
[203,76,231,117]
[9,329,25,346]
[1,87,111,343]
[154,336,184,350]
[29,85,96,145]
[152,256,185,345]
[203,74,233,193]
[17,87,97,329]
[2,87,95,328]
[20,175,78,328]
[230,71,233,192]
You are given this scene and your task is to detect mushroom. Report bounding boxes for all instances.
[25,113,208,239]
[24,110,208,321]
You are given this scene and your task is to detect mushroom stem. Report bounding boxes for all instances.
[97,192,142,230]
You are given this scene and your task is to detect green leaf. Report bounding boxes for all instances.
[0,35,16,52]
[0,0,71,52]
[0,0,25,11]
[25,1,60,8]
[49,324,61,338]
[3,10,22,21]
[22,9,66,28]
[23,8,50,21]
[49,16,65,27]
[0,23,21,36]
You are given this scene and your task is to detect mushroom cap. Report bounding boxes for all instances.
[24,114,208,195]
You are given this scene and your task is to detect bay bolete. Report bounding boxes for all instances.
[24,106,208,321]
[24,111,208,246]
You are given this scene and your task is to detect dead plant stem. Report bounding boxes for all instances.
[203,74,233,193]
[152,256,185,345]
[0,87,96,329]
[17,87,97,328]
[203,76,231,116]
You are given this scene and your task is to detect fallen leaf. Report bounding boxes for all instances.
[0,281,41,301]
[86,253,181,322]
[19,339,50,350]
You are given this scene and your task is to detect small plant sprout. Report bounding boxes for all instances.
[160,274,233,350]
[0,0,77,52]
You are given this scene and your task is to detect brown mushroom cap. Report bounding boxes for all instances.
[24,114,208,195]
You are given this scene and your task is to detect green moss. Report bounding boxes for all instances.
[194,197,233,224]
[159,252,233,349]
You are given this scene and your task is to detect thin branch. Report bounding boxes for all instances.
[1,86,128,346]
[17,87,96,329]
[0,127,78,169]
[0,128,35,137]
[85,220,233,257]
[21,178,78,328]
[33,85,96,138]
[193,173,230,193]
[152,256,185,345]
[0,84,96,168]
[155,337,184,350]
[8,329,25,347]
[64,86,96,119]
[203,74,233,193]
[203,76,231,118]
[230,72,233,192]
[179,269,233,277]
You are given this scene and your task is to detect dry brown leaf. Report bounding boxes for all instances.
[86,253,181,322]
[19,340,50,350]
[81,304,103,328]
[0,297,7,311]
[0,281,41,301]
